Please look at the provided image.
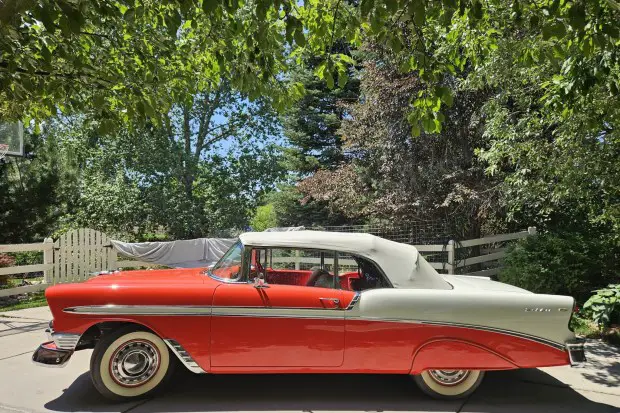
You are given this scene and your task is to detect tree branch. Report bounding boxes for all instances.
[0,61,113,85]
[195,87,223,157]
[182,105,191,157]
[328,0,343,53]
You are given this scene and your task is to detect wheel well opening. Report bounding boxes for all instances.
[77,321,156,350]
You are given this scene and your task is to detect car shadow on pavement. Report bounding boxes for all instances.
[45,368,618,413]
[579,341,620,389]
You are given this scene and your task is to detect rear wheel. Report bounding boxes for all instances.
[413,370,484,400]
[90,326,175,401]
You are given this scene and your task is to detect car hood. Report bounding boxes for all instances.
[442,274,532,294]
[85,268,207,284]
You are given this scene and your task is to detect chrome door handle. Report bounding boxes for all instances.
[320,297,340,304]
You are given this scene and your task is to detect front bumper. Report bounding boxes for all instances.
[566,339,586,366]
[32,341,73,367]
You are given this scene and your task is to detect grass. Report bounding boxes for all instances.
[0,292,48,312]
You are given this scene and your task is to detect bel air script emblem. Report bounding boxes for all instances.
[524,307,552,312]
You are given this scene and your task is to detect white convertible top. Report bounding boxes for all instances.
[239,231,451,290]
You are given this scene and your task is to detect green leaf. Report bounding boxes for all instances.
[41,45,52,63]
[422,116,435,133]
[338,54,355,65]
[411,123,421,137]
[602,24,620,39]
[411,0,426,26]
[98,119,115,135]
[314,61,327,79]
[385,0,398,13]
[543,21,566,40]
[39,6,57,32]
[361,0,375,17]
[202,0,219,14]
[568,4,586,31]
[325,71,335,89]
[436,86,454,107]
[286,17,296,43]
[294,28,306,46]
[338,70,348,88]
[93,95,105,107]
[472,1,483,20]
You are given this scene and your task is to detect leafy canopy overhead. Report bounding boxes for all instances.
[3,0,618,132]
[0,0,303,126]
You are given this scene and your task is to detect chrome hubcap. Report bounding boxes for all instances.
[110,340,159,387]
[428,370,470,386]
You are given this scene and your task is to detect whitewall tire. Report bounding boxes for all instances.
[90,326,175,401]
[413,370,485,400]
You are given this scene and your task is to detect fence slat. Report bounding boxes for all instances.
[80,228,86,281]
[53,238,59,284]
[0,243,49,253]
[458,231,529,247]
[268,257,358,266]
[466,267,501,278]
[0,283,48,298]
[43,238,53,284]
[101,233,107,272]
[94,230,101,272]
[457,251,506,267]
[59,233,65,283]
[0,264,53,276]
[413,244,446,252]
[107,234,117,271]
[89,229,96,274]
[69,230,76,282]
[429,262,447,270]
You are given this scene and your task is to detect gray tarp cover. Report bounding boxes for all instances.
[111,238,237,268]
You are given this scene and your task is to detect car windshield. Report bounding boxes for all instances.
[209,241,243,281]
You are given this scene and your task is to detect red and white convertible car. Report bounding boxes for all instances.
[34,231,585,401]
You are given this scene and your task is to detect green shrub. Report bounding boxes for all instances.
[0,254,16,286]
[8,251,42,266]
[582,284,620,328]
[498,232,618,302]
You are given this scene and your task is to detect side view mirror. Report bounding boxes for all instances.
[253,275,269,289]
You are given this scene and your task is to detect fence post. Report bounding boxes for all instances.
[528,226,537,236]
[447,240,456,275]
[295,250,300,270]
[109,247,118,271]
[43,237,54,284]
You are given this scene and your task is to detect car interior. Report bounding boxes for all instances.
[252,248,390,292]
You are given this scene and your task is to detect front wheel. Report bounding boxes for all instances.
[413,370,485,400]
[90,326,175,401]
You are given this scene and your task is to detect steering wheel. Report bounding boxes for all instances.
[306,268,333,287]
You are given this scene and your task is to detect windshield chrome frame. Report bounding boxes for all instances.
[206,240,248,284]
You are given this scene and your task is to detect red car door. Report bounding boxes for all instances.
[210,282,354,368]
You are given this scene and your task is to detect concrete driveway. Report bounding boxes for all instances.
[1,307,619,413]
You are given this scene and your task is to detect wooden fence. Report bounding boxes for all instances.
[0,229,153,298]
[0,227,536,297]
[420,227,537,277]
